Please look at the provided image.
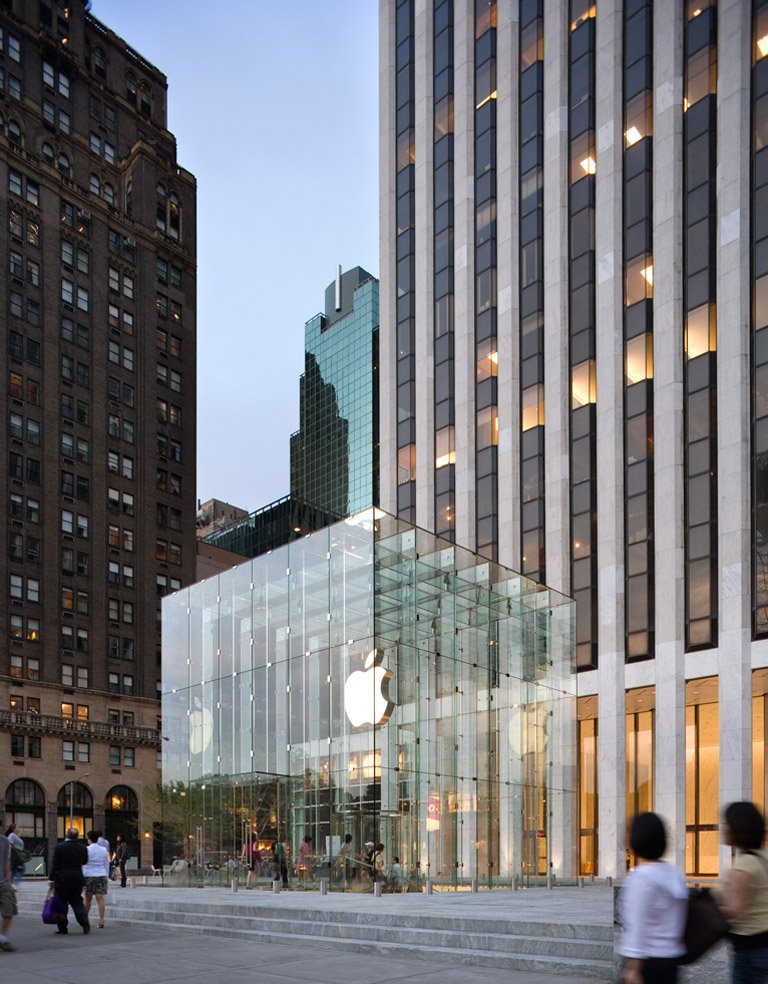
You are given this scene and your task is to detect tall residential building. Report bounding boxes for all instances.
[290,266,379,517]
[0,0,196,868]
[380,0,768,878]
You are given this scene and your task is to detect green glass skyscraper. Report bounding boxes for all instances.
[290,267,379,517]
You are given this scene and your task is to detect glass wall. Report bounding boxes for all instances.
[162,510,576,889]
[685,676,719,875]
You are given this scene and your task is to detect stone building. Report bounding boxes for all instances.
[0,0,196,870]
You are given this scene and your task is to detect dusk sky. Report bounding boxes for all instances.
[93,0,380,512]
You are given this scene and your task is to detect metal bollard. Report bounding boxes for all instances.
[272,880,281,894]
[320,880,328,896]
[590,873,595,884]
[471,878,478,893]
[606,876,613,888]
[579,876,584,888]
[426,879,433,895]
[231,878,238,893]
[374,881,382,898]
[129,877,136,889]
[142,875,148,886]
[512,876,518,891]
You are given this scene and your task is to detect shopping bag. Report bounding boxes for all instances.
[679,887,729,964]
[42,891,67,925]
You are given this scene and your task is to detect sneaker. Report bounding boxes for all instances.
[0,939,13,951]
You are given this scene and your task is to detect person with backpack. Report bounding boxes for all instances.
[4,823,26,888]
[715,801,768,983]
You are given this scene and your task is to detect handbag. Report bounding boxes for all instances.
[679,887,729,964]
[42,891,67,925]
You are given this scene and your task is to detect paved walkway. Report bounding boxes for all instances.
[0,884,609,984]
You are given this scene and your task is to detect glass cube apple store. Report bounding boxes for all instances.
[161,510,577,889]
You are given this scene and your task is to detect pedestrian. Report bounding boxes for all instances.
[4,823,25,889]
[619,812,688,984]
[114,835,128,888]
[363,841,375,882]
[296,835,313,887]
[273,838,289,888]
[338,833,354,885]
[83,831,109,929]
[49,828,90,935]
[373,843,385,883]
[390,856,405,891]
[714,801,768,983]
[0,830,17,950]
[96,832,110,856]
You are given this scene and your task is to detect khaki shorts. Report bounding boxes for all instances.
[0,882,18,918]
[85,876,109,896]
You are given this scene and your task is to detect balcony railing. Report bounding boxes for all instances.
[0,709,160,748]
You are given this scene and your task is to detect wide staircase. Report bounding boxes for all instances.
[17,886,614,979]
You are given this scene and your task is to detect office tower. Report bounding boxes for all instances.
[291,265,379,518]
[0,0,196,868]
[379,0,768,877]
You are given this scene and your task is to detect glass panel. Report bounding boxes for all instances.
[161,511,576,891]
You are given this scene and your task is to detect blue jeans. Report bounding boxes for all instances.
[732,946,768,983]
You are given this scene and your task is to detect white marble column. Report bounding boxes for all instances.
[595,0,626,880]
[414,0,435,527]
[496,2,520,570]
[716,0,752,872]
[542,0,570,600]
[378,0,398,515]
[652,0,686,872]
[453,0,476,551]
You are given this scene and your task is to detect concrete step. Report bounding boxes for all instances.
[95,914,615,979]
[90,895,615,942]
[15,895,613,979]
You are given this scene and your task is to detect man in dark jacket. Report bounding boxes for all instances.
[49,828,89,935]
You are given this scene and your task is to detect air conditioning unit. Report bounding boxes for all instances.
[124,236,136,247]
[78,209,91,219]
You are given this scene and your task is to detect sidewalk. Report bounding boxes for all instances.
[8,881,610,983]
[4,909,600,984]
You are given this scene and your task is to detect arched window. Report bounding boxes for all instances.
[8,119,22,146]
[57,152,70,176]
[42,141,55,165]
[105,785,138,812]
[89,173,101,195]
[56,781,93,839]
[126,72,137,106]
[94,46,106,79]
[6,778,46,838]
[103,182,115,205]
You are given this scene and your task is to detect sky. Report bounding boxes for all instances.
[93,0,380,512]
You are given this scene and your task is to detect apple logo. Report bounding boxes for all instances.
[189,697,214,754]
[344,649,394,728]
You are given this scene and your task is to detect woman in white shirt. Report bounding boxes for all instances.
[620,812,689,984]
[82,830,110,929]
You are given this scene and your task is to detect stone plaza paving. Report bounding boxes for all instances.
[6,880,731,983]
[9,881,611,982]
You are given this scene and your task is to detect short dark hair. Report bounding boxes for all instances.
[86,830,97,843]
[725,802,766,851]
[629,812,666,861]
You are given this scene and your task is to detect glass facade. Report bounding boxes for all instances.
[752,0,768,635]
[161,510,575,889]
[569,1,598,669]
[683,0,718,650]
[206,495,338,560]
[290,268,378,519]
[519,0,546,583]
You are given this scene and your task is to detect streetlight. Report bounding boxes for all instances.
[69,773,91,832]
